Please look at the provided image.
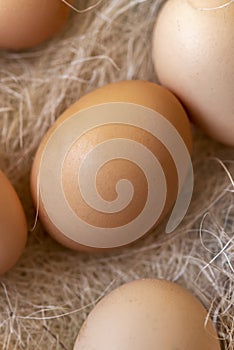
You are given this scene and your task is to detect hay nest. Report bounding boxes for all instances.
[0,1,233,349]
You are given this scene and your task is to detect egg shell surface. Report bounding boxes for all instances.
[74,279,221,350]
[152,0,234,145]
[31,80,192,251]
[0,170,27,275]
[0,0,73,49]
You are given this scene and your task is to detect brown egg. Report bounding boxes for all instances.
[31,80,193,251]
[152,0,234,146]
[0,0,73,50]
[74,279,221,350]
[0,170,27,275]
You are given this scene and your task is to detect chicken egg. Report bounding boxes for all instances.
[0,0,73,50]
[152,0,234,145]
[31,80,193,251]
[74,279,221,350]
[0,170,27,275]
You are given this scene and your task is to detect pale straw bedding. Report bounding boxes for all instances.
[0,1,233,349]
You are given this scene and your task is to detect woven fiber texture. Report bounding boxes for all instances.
[0,0,233,349]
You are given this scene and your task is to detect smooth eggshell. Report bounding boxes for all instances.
[152,0,234,145]
[0,170,27,275]
[74,279,221,350]
[31,80,192,251]
[0,0,73,50]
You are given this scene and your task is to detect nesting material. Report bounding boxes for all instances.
[0,1,233,349]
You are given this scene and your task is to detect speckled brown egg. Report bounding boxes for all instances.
[0,170,27,275]
[31,80,193,251]
[74,279,221,350]
[0,0,73,50]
